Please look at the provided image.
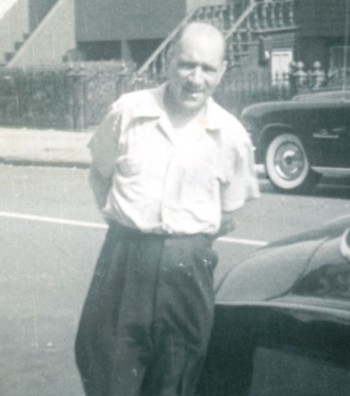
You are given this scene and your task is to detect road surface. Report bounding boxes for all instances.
[0,164,349,396]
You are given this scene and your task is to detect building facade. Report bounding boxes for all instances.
[295,0,350,72]
[1,0,350,76]
[74,0,229,65]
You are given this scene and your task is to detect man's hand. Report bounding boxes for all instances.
[217,211,235,237]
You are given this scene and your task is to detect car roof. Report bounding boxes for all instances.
[293,89,350,102]
[241,89,350,117]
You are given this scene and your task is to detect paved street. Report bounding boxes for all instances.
[0,164,350,395]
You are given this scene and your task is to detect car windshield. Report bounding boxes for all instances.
[291,230,350,301]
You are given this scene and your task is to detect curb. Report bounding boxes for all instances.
[0,128,92,168]
[0,157,90,169]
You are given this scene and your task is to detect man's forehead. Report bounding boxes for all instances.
[176,23,225,61]
[177,43,224,68]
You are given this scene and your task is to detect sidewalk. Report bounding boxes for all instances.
[0,126,266,175]
[0,127,92,168]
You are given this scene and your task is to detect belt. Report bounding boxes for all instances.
[107,220,214,241]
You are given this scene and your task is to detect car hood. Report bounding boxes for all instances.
[216,216,350,303]
[241,101,301,120]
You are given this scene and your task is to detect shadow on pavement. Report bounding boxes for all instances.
[259,176,350,200]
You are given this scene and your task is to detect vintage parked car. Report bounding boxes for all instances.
[197,215,350,396]
[241,90,350,193]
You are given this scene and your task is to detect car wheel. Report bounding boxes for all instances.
[265,133,320,193]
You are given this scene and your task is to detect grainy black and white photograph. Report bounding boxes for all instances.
[1,0,350,395]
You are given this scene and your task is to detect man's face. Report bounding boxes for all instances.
[167,32,226,115]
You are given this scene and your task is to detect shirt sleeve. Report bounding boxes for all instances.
[88,100,122,178]
[221,128,260,212]
[88,100,122,208]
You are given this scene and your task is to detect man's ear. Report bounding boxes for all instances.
[166,43,174,62]
[165,44,175,75]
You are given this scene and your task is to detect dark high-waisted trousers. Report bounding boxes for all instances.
[75,221,217,396]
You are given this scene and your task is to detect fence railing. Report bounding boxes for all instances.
[0,60,343,130]
[0,61,131,130]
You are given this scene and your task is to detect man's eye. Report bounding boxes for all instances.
[179,62,195,70]
[203,66,217,73]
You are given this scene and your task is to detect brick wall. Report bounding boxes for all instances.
[75,0,186,42]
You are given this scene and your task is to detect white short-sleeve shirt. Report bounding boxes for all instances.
[89,84,260,235]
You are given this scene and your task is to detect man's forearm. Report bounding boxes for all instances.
[89,166,112,210]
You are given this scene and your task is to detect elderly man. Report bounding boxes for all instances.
[75,22,259,396]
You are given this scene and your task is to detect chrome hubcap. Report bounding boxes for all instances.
[274,142,305,180]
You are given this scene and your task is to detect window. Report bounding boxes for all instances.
[271,50,293,85]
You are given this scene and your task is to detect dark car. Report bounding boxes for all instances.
[241,90,350,193]
[197,216,350,396]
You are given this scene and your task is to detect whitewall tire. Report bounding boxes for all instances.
[265,133,319,193]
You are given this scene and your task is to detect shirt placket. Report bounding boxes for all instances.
[158,122,208,234]
[156,117,180,233]
[160,152,181,233]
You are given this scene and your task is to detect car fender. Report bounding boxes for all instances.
[255,122,294,163]
[216,237,325,303]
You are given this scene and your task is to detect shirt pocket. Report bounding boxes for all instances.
[116,126,153,177]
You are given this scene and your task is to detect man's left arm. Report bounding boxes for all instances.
[221,142,260,208]
[216,211,236,236]
[88,101,122,210]
[219,129,260,235]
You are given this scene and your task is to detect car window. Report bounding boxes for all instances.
[249,346,350,396]
[291,234,350,301]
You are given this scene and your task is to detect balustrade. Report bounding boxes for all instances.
[287,61,327,95]
[252,0,296,32]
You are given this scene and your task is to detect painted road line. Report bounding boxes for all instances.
[0,212,107,229]
[0,211,268,247]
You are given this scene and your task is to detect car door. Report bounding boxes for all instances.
[197,304,350,396]
[309,99,350,168]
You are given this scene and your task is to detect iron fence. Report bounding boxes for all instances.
[0,62,131,130]
[0,60,340,130]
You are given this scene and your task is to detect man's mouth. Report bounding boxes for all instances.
[183,87,204,98]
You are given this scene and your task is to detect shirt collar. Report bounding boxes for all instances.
[130,84,166,119]
[130,83,222,132]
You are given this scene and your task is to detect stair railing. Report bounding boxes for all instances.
[135,1,252,84]
[224,0,297,67]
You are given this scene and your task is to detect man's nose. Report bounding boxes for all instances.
[188,66,204,86]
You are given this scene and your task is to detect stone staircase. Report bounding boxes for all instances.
[134,0,297,85]
[0,0,30,66]
[0,0,70,67]
[7,0,75,67]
